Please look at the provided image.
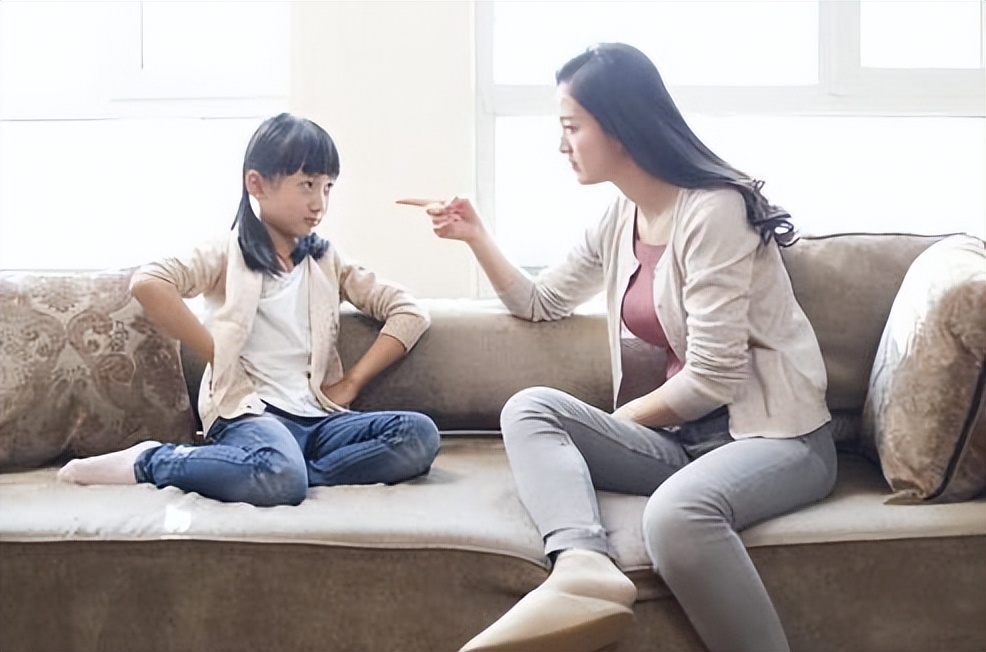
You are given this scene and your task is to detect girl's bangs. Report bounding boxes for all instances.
[274,121,340,178]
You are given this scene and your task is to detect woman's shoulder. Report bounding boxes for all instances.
[674,186,758,249]
[592,193,634,236]
[678,186,746,219]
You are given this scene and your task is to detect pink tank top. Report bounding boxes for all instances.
[620,224,683,381]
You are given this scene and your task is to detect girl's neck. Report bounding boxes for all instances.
[264,226,299,272]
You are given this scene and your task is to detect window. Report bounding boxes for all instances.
[0,0,290,270]
[478,0,986,271]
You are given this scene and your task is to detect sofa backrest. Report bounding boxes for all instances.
[179,233,949,432]
[780,233,947,410]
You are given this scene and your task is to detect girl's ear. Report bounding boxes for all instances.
[244,169,266,198]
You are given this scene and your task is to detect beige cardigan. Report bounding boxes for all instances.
[132,232,430,434]
[498,188,831,439]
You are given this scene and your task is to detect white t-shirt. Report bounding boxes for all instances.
[240,264,326,417]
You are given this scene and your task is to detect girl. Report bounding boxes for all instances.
[59,113,440,507]
[400,43,835,652]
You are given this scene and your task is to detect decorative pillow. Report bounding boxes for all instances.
[862,235,986,504]
[0,269,196,470]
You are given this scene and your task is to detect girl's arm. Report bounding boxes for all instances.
[131,278,215,365]
[320,333,405,407]
[129,237,226,365]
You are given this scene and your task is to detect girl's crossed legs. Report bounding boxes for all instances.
[61,408,440,507]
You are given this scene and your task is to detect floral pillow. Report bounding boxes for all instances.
[862,235,986,503]
[0,269,196,470]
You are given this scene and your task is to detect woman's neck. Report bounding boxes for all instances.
[613,166,680,234]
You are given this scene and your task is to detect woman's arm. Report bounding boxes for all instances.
[397,197,523,293]
[397,196,605,321]
[616,190,758,427]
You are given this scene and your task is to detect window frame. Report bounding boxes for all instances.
[0,0,290,121]
[474,0,986,287]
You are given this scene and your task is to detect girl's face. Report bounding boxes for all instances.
[248,170,334,243]
[556,84,628,185]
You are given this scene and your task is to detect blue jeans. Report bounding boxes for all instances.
[134,405,441,507]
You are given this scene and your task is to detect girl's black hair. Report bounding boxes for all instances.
[233,113,341,273]
[557,43,796,246]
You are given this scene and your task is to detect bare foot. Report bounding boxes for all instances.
[57,441,161,485]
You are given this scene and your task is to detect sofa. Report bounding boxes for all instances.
[1,232,984,652]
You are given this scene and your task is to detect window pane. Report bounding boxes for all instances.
[140,1,289,97]
[493,0,818,86]
[0,118,269,270]
[0,1,131,116]
[495,118,617,269]
[861,0,983,69]
[494,115,985,268]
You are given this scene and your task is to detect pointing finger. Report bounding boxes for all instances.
[396,198,443,207]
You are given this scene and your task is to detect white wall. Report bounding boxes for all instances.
[291,1,477,298]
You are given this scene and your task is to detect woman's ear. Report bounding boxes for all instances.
[244,169,266,198]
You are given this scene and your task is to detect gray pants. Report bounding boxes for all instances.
[500,386,837,652]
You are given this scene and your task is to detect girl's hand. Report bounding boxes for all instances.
[396,196,487,244]
[321,377,361,409]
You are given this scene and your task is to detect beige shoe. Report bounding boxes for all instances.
[459,549,637,652]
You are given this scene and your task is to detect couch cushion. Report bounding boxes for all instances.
[3,439,983,582]
[0,269,196,470]
[178,235,951,433]
[179,300,613,433]
[861,235,986,503]
[780,233,948,412]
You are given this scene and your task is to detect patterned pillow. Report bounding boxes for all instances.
[0,269,196,470]
[862,235,986,503]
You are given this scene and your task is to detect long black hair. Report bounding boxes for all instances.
[557,43,796,246]
[233,113,341,274]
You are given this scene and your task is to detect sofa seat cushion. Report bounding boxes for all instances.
[2,437,983,594]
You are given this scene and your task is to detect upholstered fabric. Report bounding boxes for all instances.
[862,235,986,503]
[2,440,983,570]
[4,232,985,652]
[2,440,984,652]
[0,269,196,470]
[780,233,947,411]
[222,299,610,433]
[183,236,943,436]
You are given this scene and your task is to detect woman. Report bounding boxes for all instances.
[400,43,835,652]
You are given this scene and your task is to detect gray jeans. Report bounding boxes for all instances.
[500,386,837,652]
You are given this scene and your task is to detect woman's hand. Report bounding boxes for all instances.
[612,393,686,429]
[612,398,645,424]
[396,196,487,244]
[320,377,361,409]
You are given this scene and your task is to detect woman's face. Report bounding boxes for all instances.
[556,84,629,185]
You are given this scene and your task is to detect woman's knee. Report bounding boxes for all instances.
[642,482,725,571]
[500,386,573,437]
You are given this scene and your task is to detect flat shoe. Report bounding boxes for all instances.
[459,592,634,652]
